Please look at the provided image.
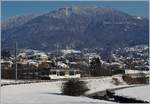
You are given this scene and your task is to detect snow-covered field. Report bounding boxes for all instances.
[2,76,147,104]
[1,80,116,104]
[1,75,129,94]
[115,85,150,102]
[85,76,129,94]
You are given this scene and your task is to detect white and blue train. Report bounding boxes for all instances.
[40,69,81,80]
[49,69,80,79]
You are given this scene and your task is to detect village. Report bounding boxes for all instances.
[1,45,149,81]
[1,45,149,103]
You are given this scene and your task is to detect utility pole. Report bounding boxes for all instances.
[15,42,18,80]
[88,55,91,77]
[65,7,68,17]
[56,43,59,68]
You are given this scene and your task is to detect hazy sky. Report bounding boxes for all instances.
[1,1,149,20]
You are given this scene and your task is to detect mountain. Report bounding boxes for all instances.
[1,7,149,51]
[1,13,43,30]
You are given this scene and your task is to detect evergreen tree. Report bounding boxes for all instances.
[90,58,102,76]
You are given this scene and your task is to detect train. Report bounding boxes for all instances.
[40,68,81,80]
[49,69,80,79]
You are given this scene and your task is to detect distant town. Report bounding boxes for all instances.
[1,44,149,80]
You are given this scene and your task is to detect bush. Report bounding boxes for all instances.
[61,79,89,96]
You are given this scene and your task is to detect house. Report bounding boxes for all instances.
[125,69,149,78]
[84,53,101,63]
[1,60,14,79]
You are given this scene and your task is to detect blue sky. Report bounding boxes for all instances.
[1,1,149,20]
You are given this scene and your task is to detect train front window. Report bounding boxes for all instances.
[51,71,56,75]
[57,71,60,76]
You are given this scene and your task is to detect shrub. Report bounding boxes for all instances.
[61,79,89,96]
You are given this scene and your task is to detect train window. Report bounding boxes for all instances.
[60,71,65,76]
[57,72,60,76]
[69,71,74,75]
[51,71,56,75]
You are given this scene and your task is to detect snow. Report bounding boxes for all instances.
[61,49,81,54]
[57,61,69,68]
[85,76,129,94]
[1,80,115,104]
[3,75,144,104]
[137,16,142,20]
[1,76,126,90]
[1,79,39,85]
[1,79,24,84]
[115,85,150,102]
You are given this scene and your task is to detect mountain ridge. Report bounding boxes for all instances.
[2,7,149,51]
